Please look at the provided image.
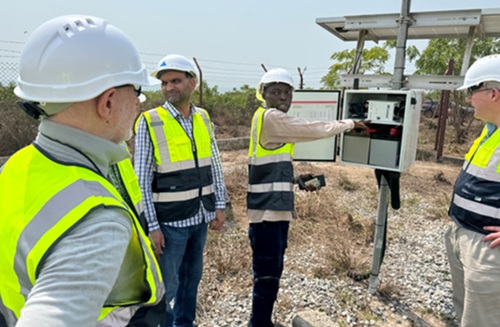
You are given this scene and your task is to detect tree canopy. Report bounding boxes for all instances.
[415,38,500,75]
[321,37,500,89]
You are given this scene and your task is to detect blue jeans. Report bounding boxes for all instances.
[159,222,208,327]
[248,221,289,327]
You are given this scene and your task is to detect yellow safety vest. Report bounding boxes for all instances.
[116,154,147,230]
[140,106,215,222]
[247,107,295,211]
[449,125,500,234]
[0,145,163,324]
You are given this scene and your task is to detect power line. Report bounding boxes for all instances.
[196,65,264,73]
[1,42,328,89]
[0,40,25,45]
[0,49,22,54]
[197,58,264,67]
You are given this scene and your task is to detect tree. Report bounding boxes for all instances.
[384,40,420,62]
[191,80,221,114]
[321,46,389,89]
[209,84,259,129]
[415,37,500,144]
[192,81,259,135]
[415,38,500,76]
[321,42,420,89]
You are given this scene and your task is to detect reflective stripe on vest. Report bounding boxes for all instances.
[141,106,215,222]
[116,157,147,231]
[247,107,294,211]
[449,126,500,234]
[0,293,16,326]
[0,145,163,323]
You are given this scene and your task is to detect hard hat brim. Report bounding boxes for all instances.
[145,75,161,86]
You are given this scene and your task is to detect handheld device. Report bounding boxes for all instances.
[298,175,326,190]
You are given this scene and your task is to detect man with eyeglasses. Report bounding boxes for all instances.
[446,54,500,327]
[134,54,226,327]
[0,15,166,327]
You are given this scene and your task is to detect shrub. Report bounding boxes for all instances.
[0,85,38,156]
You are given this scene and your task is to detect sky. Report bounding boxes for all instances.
[1,0,499,92]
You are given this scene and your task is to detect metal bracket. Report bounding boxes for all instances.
[339,74,464,91]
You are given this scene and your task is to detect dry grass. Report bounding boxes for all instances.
[337,173,361,192]
[417,115,484,156]
[198,118,476,325]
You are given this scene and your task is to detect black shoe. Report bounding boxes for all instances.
[249,321,284,327]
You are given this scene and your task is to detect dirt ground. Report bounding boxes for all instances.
[199,146,463,326]
[198,116,476,326]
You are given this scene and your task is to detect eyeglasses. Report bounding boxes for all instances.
[116,84,142,97]
[467,83,492,97]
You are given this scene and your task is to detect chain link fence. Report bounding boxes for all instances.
[0,62,18,87]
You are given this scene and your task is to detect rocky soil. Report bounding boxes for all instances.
[195,150,462,327]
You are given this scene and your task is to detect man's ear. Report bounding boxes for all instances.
[260,87,267,101]
[96,88,117,120]
[492,88,500,102]
[189,77,197,91]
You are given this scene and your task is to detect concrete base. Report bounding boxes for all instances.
[292,310,339,327]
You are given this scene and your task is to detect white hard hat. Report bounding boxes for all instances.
[150,54,198,82]
[256,68,294,101]
[457,54,500,90]
[14,15,156,103]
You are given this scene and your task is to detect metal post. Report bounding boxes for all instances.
[341,30,367,120]
[392,0,411,90]
[351,29,367,74]
[193,57,203,107]
[369,174,389,294]
[369,0,411,293]
[461,26,476,76]
[435,59,454,160]
[297,67,304,90]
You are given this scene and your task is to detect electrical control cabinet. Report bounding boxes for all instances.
[340,89,422,172]
[288,89,421,172]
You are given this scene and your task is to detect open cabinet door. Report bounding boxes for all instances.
[287,90,341,162]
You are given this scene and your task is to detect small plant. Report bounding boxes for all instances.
[427,192,451,220]
[433,171,452,185]
[379,281,401,298]
[338,174,360,192]
[401,195,420,209]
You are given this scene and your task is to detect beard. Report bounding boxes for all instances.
[163,89,190,107]
[165,94,181,106]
